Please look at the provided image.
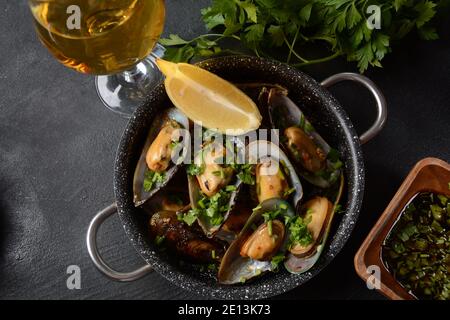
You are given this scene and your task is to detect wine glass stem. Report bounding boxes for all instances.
[121,63,149,87]
[95,44,166,117]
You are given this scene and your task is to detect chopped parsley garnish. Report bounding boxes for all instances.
[143,170,166,192]
[179,188,234,227]
[207,263,217,271]
[261,205,289,236]
[283,187,296,198]
[327,148,343,171]
[271,253,286,270]
[334,204,344,215]
[303,122,315,134]
[261,206,287,223]
[286,215,313,249]
[332,160,343,170]
[231,163,255,185]
[279,159,290,177]
[327,148,340,162]
[298,114,306,130]
[186,163,205,176]
[155,235,165,246]
[178,209,199,226]
[252,204,262,212]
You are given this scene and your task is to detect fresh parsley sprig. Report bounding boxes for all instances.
[160,0,443,72]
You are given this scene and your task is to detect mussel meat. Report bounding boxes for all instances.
[256,158,290,203]
[284,126,327,173]
[146,120,182,173]
[240,220,285,261]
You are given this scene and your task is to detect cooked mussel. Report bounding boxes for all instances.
[150,210,224,263]
[268,87,342,188]
[284,174,344,274]
[146,120,182,173]
[240,220,285,261]
[289,197,333,257]
[284,126,327,173]
[133,108,189,207]
[247,140,303,210]
[195,143,234,197]
[187,140,242,237]
[218,198,294,284]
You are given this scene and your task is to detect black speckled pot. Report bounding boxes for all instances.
[114,56,364,299]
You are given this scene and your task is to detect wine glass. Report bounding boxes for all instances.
[28,0,166,117]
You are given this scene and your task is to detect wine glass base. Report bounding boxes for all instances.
[95,45,165,117]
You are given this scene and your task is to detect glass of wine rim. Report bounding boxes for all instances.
[29,0,166,117]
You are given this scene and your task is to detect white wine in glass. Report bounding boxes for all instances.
[29,0,166,115]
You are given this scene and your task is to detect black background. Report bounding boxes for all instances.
[0,0,449,300]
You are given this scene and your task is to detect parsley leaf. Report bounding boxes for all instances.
[159,34,189,46]
[286,215,313,248]
[271,253,285,270]
[155,235,165,246]
[180,188,235,227]
[414,1,437,28]
[143,170,165,192]
[186,163,205,176]
[178,209,199,226]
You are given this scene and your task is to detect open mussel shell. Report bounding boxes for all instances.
[247,140,303,211]
[133,108,189,207]
[268,87,342,188]
[236,83,288,128]
[218,198,295,285]
[187,174,243,238]
[187,137,247,238]
[284,174,344,274]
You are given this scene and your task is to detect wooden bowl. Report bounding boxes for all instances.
[354,157,450,300]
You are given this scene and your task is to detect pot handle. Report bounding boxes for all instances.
[86,203,153,281]
[321,73,387,145]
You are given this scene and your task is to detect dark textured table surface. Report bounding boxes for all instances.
[0,1,449,300]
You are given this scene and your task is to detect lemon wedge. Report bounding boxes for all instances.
[156,59,262,135]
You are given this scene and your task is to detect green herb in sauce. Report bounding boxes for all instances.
[382,192,450,300]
